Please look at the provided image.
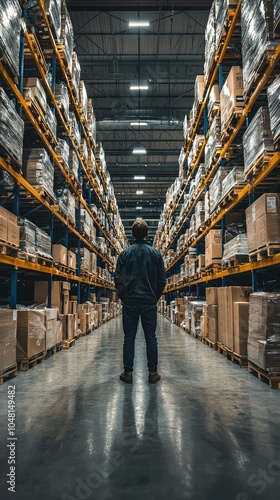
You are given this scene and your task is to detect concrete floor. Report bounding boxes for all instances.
[0,314,280,500]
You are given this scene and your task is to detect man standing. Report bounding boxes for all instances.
[114,219,166,384]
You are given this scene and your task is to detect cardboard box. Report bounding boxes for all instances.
[197,254,205,271]
[208,304,218,343]
[246,194,280,252]
[45,308,57,350]
[52,244,67,266]
[206,287,218,305]
[0,206,19,247]
[66,314,74,340]
[79,310,87,333]
[17,310,46,358]
[217,288,226,344]
[0,214,7,241]
[225,287,250,350]
[67,250,76,270]
[90,293,97,303]
[8,221,20,248]
[233,302,249,356]
[69,301,77,315]
[221,66,244,134]
[0,309,17,370]
[56,320,63,344]
[62,292,69,315]
[205,230,222,247]
[205,243,222,267]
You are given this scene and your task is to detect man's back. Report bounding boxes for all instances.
[114,241,165,304]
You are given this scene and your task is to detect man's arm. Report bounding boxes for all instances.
[114,253,125,300]
[156,253,166,300]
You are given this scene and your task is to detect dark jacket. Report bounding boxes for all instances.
[114,240,166,304]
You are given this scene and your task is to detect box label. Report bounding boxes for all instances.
[266,196,276,213]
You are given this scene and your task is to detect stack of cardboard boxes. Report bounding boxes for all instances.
[0,206,20,248]
[203,286,250,355]
[220,66,245,137]
[205,230,222,268]
[246,193,280,255]
[52,244,76,271]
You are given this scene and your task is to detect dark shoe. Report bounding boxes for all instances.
[120,371,133,384]
[149,371,161,384]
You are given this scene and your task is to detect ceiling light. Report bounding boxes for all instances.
[134,176,146,180]
[136,206,143,210]
[130,85,149,90]
[133,147,147,155]
[136,190,144,195]
[129,21,150,27]
[130,122,148,126]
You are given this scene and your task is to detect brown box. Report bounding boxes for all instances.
[56,320,63,344]
[17,310,46,358]
[45,308,57,350]
[61,281,71,290]
[246,194,280,253]
[217,288,226,344]
[79,310,87,333]
[233,302,249,356]
[208,304,218,343]
[205,243,223,267]
[69,301,77,315]
[8,221,20,247]
[0,206,19,247]
[176,298,184,306]
[0,309,17,370]
[0,214,7,241]
[202,304,208,338]
[34,281,62,309]
[206,287,218,305]
[52,244,67,266]
[67,250,76,270]
[62,292,69,315]
[197,254,205,271]
[66,314,74,340]
[205,230,222,247]
[221,66,244,134]
[225,287,250,350]
[90,293,97,303]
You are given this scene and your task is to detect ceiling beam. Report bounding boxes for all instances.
[76,31,205,36]
[67,2,212,12]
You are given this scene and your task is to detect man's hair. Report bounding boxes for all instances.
[132,219,148,240]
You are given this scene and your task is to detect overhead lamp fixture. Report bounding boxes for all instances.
[134,175,146,180]
[136,206,143,210]
[130,85,148,90]
[132,147,147,155]
[136,190,144,195]
[129,21,150,27]
[130,122,148,126]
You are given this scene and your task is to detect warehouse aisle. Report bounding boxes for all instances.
[1,314,280,500]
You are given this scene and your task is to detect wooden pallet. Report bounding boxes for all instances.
[222,255,249,269]
[17,351,46,372]
[244,151,275,181]
[61,338,75,349]
[219,185,246,208]
[228,351,248,368]
[217,342,229,356]
[24,95,46,124]
[202,337,217,349]
[221,106,245,141]
[249,244,280,262]
[18,251,37,263]
[37,255,53,267]
[0,143,22,170]
[244,47,279,99]
[0,48,19,83]
[248,361,280,389]
[21,185,55,205]
[0,364,17,385]
[205,263,222,275]
[0,240,19,257]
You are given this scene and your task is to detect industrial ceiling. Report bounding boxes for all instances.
[66,0,212,244]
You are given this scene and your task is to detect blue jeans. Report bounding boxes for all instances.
[122,303,158,373]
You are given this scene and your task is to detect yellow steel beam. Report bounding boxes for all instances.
[0,254,115,288]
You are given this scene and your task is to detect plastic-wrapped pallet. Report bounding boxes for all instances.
[80,209,92,238]
[61,0,74,73]
[55,139,70,167]
[209,166,231,213]
[220,66,245,137]
[241,0,277,96]
[189,214,196,237]
[193,75,204,115]
[96,237,106,254]
[195,200,205,231]
[19,219,36,256]
[221,166,245,199]
[190,301,205,337]
[36,227,52,260]
[0,170,14,189]
[215,0,238,48]
[80,247,91,272]
[0,0,21,77]
[195,164,206,189]
[243,108,275,177]
[248,292,280,371]
[44,0,62,39]
[204,3,216,83]
[222,234,248,263]
[45,104,57,142]
[188,135,204,170]
[55,82,69,119]
[87,99,96,143]
[71,52,81,97]
[207,85,220,121]
[69,112,81,147]
[95,143,107,172]
[55,188,76,225]
[23,149,54,199]
[69,149,79,182]
[204,190,210,221]
[0,87,24,165]
[79,81,88,121]
[204,117,222,172]
[183,115,190,142]
[267,75,280,142]
[274,0,280,33]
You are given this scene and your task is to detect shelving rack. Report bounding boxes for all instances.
[154,0,280,297]
[0,1,126,308]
